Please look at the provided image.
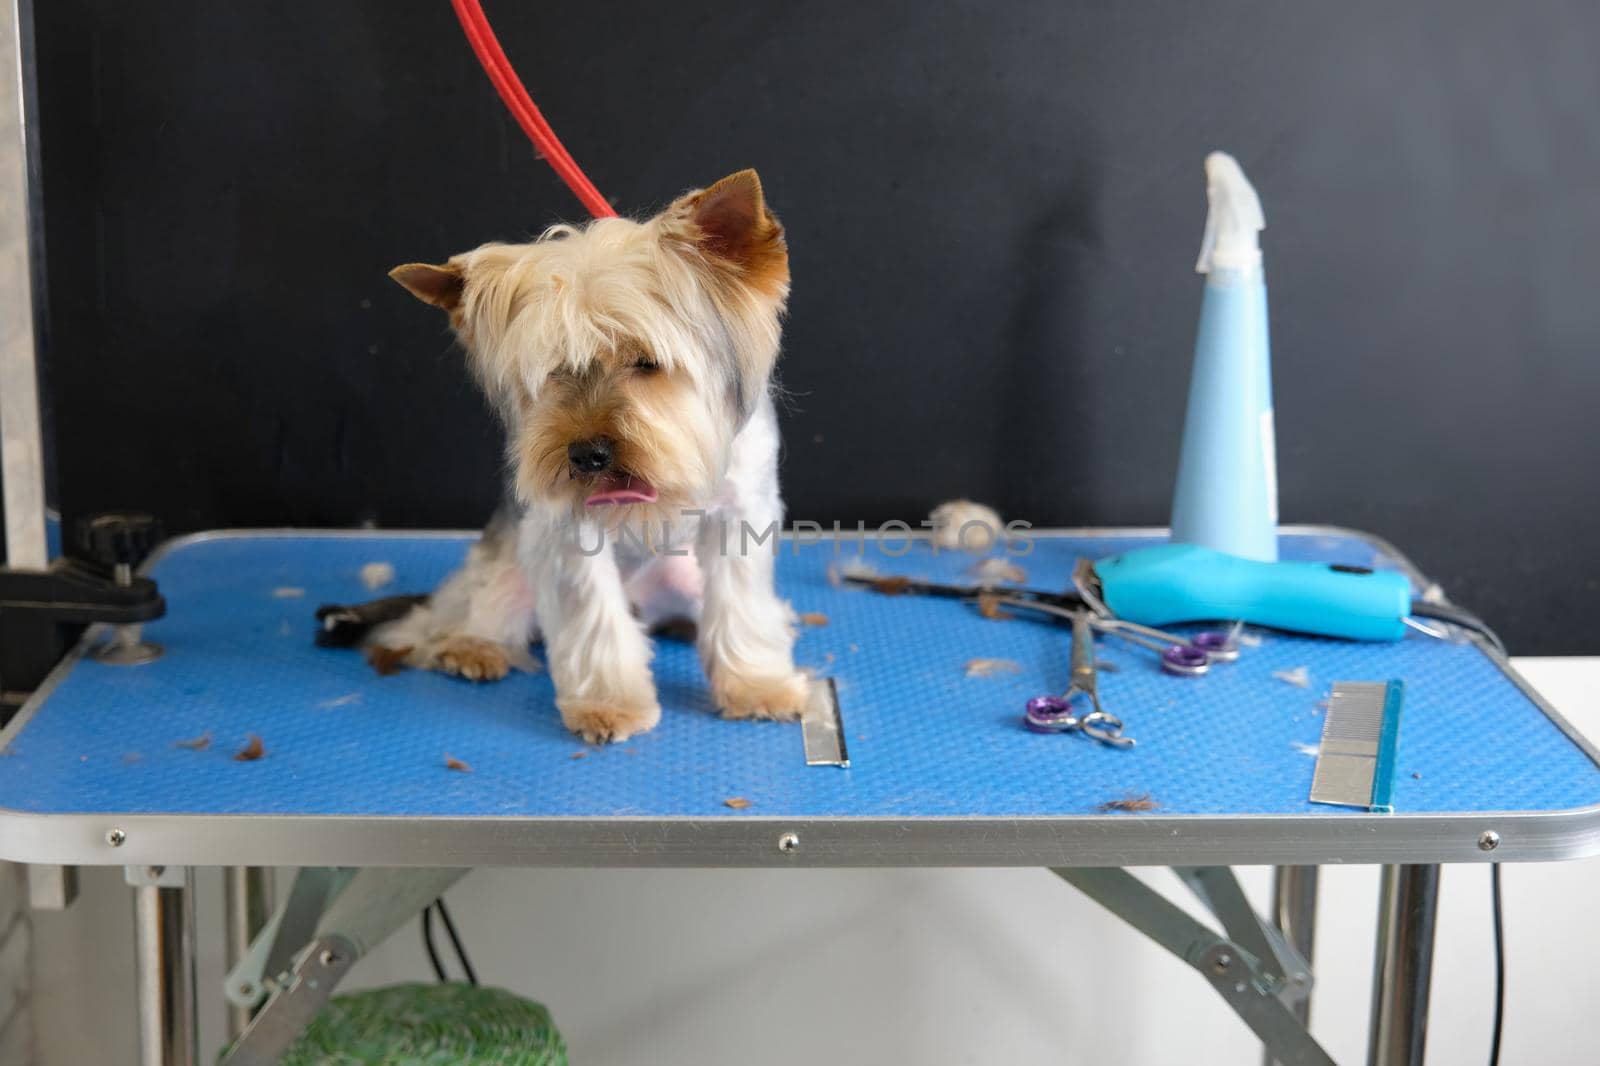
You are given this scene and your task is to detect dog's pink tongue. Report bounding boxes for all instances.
[585,473,658,506]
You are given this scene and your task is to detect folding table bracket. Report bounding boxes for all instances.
[1052,867,1335,1066]
[221,866,467,1065]
[221,867,345,1012]
[222,935,356,1066]
[1173,865,1312,1000]
[260,867,357,982]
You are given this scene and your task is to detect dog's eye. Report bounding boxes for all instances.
[631,357,660,373]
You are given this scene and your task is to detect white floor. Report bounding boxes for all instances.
[30,658,1600,1066]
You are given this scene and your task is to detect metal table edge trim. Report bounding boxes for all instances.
[0,805,1597,868]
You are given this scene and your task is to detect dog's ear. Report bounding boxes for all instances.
[388,262,465,311]
[667,170,788,294]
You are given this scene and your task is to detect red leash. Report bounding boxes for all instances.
[449,0,616,218]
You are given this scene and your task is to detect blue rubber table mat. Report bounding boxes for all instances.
[1,530,1595,820]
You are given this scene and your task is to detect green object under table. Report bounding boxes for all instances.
[261,983,565,1066]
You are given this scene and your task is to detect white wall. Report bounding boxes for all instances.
[30,658,1600,1065]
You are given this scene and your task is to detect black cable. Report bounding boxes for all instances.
[421,903,448,983]
[1489,864,1505,1066]
[1408,600,1508,657]
[434,897,480,986]
[1406,600,1510,1066]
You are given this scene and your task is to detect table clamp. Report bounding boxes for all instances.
[0,513,166,706]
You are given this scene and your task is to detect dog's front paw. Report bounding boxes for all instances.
[436,637,511,683]
[559,697,661,744]
[712,669,810,721]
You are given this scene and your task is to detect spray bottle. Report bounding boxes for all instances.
[1169,152,1278,562]
[1085,153,1416,642]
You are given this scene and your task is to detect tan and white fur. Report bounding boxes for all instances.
[375,170,807,743]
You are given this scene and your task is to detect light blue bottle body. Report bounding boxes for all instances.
[1169,266,1279,562]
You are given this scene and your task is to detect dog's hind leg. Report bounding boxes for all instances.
[359,506,540,681]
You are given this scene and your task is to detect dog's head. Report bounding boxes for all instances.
[391,169,788,519]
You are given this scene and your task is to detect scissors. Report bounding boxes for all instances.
[985,593,1236,677]
[1024,609,1136,747]
[841,562,1241,675]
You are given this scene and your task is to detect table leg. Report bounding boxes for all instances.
[134,870,198,1066]
[1367,864,1440,1066]
[1264,865,1319,1066]
[224,867,275,1040]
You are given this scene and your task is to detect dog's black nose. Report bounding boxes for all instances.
[568,438,614,474]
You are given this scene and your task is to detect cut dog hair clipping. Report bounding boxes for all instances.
[929,499,1003,552]
[173,732,212,751]
[360,561,396,591]
[965,657,1022,678]
[1097,794,1159,813]
[970,557,1027,585]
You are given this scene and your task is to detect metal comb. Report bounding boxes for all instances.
[1309,680,1405,812]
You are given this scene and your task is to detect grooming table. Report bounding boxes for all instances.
[3,527,1596,1066]
[2,527,1595,866]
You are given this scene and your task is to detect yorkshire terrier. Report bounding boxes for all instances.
[324,170,808,743]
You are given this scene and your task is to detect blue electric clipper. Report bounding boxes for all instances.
[1090,544,1412,641]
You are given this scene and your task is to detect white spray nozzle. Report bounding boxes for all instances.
[1195,151,1265,273]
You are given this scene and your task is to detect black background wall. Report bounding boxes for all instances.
[27,1,1600,654]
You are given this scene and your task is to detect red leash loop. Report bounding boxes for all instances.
[449,0,617,218]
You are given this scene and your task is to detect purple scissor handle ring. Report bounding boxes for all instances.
[1191,629,1241,662]
[1024,694,1081,733]
[1024,696,1133,746]
[1159,642,1211,676]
